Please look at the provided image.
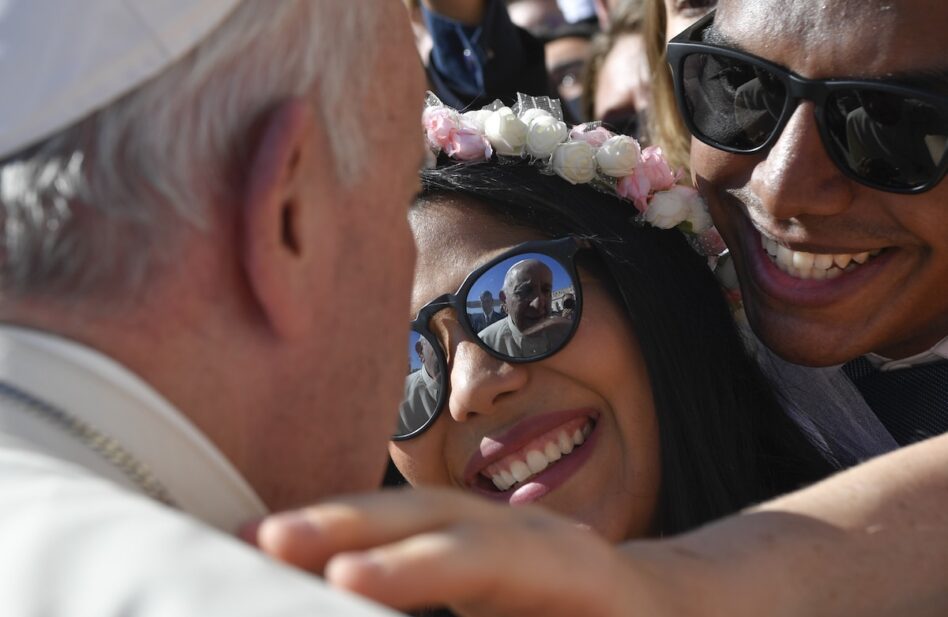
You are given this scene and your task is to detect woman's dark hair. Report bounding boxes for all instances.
[416,159,834,536]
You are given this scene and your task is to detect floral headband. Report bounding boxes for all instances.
[421,92,726,256]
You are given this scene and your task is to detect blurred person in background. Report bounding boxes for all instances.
[414,0,550,109]
[581,0,650,136]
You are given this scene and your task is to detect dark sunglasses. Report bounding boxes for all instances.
[666,10,948,193]
[394,237,588,440]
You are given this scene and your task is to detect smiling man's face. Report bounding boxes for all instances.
[692,0,948,366]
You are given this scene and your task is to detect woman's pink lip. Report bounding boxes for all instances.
[738,213,895,308]
[462,407,600,484]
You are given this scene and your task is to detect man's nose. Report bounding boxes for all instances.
[447,340,528,424]
[748,102,855,220]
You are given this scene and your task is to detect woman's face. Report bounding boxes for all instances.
[391,199,661,542]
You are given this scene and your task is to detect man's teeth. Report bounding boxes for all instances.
[486,420,592,492]
[761,234,881,280]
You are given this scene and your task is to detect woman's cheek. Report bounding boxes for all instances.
[389,437,451,486]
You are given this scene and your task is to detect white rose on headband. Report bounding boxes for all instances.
[485,107,528,156]
[684,189,713,233]
[462,109,492,133]
[526,115,568,159]
[551,141,597,184]
[520,107,554,126]
[643,186,693,229]
[596,135,642,177]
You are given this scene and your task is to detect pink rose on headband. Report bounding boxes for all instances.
[445,128,493,161]
[423,106,461,151]
[616,171,652,212]
[568,124,614,148]
[638,146,677,192]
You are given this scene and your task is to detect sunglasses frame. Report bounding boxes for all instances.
[666,10,948,194]
[394,236,589,441]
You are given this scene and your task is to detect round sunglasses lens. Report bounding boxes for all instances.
[465,252,578,360]
[682,52,787,150]
[824,88,948,190]
[395,330,444,438]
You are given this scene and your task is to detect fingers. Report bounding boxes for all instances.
[255,487,634,616]
[324,519,626,616]
[256,487,497,571]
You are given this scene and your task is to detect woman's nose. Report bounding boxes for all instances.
[447,339,528,424]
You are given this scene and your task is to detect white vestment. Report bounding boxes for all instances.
[0,326,400,617]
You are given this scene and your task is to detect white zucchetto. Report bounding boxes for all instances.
[0,0,241,159]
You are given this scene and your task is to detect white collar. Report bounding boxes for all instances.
[0,325,267,531]
[865,335,948,372]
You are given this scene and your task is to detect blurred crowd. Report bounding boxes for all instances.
[404,0,714,170]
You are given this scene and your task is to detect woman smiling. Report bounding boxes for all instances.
[390,96,834,539]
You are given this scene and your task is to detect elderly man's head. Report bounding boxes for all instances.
[500,259,554,331]
[0,0,424,508]
[688,0,948,366]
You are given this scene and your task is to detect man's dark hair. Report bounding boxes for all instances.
[416,159,834,535]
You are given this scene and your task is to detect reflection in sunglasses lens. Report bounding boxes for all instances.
[465,253,578,360]
[396,330,443,438]
[683,52,786,150]
[826,89,948,190]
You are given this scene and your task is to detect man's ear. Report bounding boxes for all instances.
[241,98,340,340]
[499,290,507,306]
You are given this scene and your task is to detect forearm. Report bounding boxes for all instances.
[630,433,948,617]
[422,0,485,25]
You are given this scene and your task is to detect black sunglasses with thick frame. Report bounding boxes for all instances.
[394,236,590,441]
[666,10,948,194]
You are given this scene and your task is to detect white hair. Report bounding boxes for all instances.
[0,0,381,299]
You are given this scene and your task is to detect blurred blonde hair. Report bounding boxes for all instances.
[644,0,692,174]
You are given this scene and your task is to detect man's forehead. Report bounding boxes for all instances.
[713,0,948,79]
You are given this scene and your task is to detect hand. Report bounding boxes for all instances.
[246,487,687,617]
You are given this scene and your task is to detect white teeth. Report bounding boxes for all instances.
[814,253,834,270]
[833,254,852,269]
[758,230,882,280]
[483,419,595,491]
[776,245,793,268]
[791,250,815,270]
[544,441,562,462]
[525,450,549,474]
[510,460,531,483]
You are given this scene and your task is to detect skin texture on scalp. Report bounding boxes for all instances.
[693,0,948,365]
